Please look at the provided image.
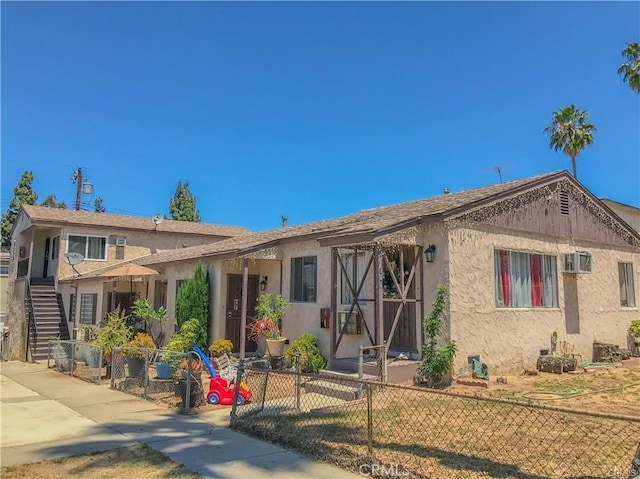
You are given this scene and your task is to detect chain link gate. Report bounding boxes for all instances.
[47,340,103,384]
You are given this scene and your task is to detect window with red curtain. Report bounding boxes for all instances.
[495,250,557,308]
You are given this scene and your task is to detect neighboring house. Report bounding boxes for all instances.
[5,205,249,360]
[601,198,640,233]
[125,170,638,378]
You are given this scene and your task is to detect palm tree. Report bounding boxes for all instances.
[543,105,596,179]
[618,42,640,94]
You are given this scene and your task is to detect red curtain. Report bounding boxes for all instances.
[499,251,510,307]
[530,254,543,306]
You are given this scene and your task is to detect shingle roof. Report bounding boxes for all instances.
[21,205,250,238]
[137,170,569,266]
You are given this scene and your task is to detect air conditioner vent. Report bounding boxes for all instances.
[563,252,591,273]
[115,237,126,247]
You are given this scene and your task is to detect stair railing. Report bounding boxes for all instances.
[24,282,38,362]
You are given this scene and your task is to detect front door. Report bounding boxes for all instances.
[43,237,50,277]
[226,275,259,353]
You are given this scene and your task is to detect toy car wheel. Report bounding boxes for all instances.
[236,395,245,405]
[207,393,220,405]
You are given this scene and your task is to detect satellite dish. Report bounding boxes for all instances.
[64,252,85,265]
[152,214,163,226]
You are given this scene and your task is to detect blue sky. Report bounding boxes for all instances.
[2,2,638,231]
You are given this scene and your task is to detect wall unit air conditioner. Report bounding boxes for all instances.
[338,311,362,335]
[563,252,592,273]
[115,237,127,247]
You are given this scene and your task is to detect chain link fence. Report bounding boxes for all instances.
[47,340,103,384]
[110,348,205,413]
[231,360,640,478]
[359,343,388,382]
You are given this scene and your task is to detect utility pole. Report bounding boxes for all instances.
[72,167,83,210]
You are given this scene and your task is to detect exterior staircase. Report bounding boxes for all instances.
[26,278,69,361]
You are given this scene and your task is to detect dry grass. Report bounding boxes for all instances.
[235,365,640,479]
[1,444,200,479]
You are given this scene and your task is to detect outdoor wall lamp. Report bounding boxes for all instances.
[425,244,436,263]
[259,276,268,291]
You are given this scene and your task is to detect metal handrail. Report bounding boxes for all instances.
[25,282,38,362]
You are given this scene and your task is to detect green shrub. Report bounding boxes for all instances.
[123,332,156,358]
[165,318,203,352]
[93,306,133,360]
[285,333,327,373]
[417,285,457,388]
[208,338,233,356]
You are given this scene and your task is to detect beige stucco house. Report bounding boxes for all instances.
[118,170,639,377]
[5,205,249,360]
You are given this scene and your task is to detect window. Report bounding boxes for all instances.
[79,293,97,324]
[494,250,558,308]
[291,256,317,302]
[50,236,59,260]
[67,234,107,261]
[619,263,636,307]
[0,265,8,276]
[341,252,368,305]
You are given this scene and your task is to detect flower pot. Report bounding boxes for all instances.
[127,357,146,378]
[266,338,287,358]
[155,361,173,380]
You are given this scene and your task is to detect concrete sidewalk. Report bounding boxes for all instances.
[1,361,360,478]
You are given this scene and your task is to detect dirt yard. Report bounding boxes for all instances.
[447,359,640,416]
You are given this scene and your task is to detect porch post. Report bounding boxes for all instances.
[239,258,249,360]
[418,246,425,352]
[26,228,35,280]
[375,244,383,346]
[330,248,337,359]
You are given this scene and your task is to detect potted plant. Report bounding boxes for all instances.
[208,338,233,358]
[164,318,205,407]
[93,306,133,378]
[249,293,289,358]
[123,332,155,378]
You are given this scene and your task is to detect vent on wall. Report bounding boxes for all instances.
[115,237,127,247]
[559,190,570,216]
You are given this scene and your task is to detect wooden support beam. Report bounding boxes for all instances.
[239,258,249,360]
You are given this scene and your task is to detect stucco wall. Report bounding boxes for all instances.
[55,226,223,279]
[447,224,639,375]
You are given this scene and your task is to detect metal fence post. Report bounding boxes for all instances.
[230,358,245,427]
[366,382,373,458]
[359,345,364,379]
[97,345,102,386]
[70,341,76,376]
[382,340,388,384]
[295,351,301,411]
[143,348,150,398]
[185,351,192,413]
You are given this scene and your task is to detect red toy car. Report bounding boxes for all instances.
[206,376,252,405]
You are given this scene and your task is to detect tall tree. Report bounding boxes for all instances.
[40,195,67,209]
[544,105,596,179]
[618,42,640,94]
[169,180,201,222]
[1,171,38,251]
[94,197,106,213]
[175,263,209,348]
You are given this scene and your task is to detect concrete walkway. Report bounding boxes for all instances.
[1,361,360,478]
